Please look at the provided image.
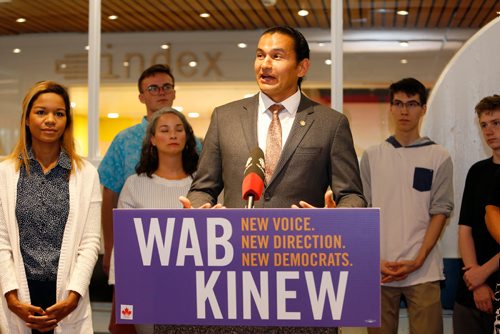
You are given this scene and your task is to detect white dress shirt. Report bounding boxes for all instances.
[257,89,301,151]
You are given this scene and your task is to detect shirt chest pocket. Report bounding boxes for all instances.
[413,167,433,192]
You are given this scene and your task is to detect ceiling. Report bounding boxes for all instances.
[1,0,499,137]
[0,0,499,35]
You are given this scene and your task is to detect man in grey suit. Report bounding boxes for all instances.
[185,26,365,210]
[178,26,366,333]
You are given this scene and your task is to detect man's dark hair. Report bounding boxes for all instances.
[261,26,310,88]
[475,94,500,117]
[389,77,428,105]
[137,64,175,93]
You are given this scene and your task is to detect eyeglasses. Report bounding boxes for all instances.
[391,100,422,111]
[145,83,174,95]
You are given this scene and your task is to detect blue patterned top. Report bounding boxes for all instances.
[98,117,149,194]
[16,148,71,281]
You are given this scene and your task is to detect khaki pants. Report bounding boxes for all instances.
[368,281,443,334]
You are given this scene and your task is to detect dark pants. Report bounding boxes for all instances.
[453,301,494,334]
[27,280,56,334]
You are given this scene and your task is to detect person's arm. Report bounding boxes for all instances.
[0,168,53,330]
[97,133,128,273]
[330,114,366,208]
[46,165,101,323]
[386,154,452,280]
[293,189,336,208]
[0,190,50,329]
[187,107,224,207]
[0,198,18,296]
[460,223,499,313]
[359,151,372,207]
[396,153,453,273]
[485,204,500,244]
[459,225,480,275]
[412,213,448,269]
[43,290,80,324]
[459,224,499,292]
[66,165,101,295]
[465,254,499,286]
[388,213,448,278]
[466,170,500,313]
[102,187,118,275]
[460,224,499,290]
[485,168,500,242]
[5,290,57,332]
[360,151,399,283]
[360,151,403,283]
[179,196,218,209]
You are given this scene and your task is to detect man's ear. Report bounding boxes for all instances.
[139,93,145,104]
[297,58,310,78]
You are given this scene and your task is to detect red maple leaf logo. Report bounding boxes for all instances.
[122,307,132,317]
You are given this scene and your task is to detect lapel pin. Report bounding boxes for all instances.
[300,120,306,126]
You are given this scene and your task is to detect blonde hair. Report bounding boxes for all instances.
[8,80,82,173]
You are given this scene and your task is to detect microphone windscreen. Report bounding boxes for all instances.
[243,147,265,179]
[242,173,265,201]
[242,147,266,201]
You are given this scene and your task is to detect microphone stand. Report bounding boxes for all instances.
[246,195,255,209]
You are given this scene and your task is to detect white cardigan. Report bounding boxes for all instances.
[0,159,101,334]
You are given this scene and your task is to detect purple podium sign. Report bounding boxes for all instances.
[113,208,380,327]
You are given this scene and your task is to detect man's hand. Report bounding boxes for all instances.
[390,259,422,276]
[179,196,224,209]
[292,190,337,208]
[463,265,489,291]
[380,259,423,283]
[472,284,494,313]
[380,260,408,283]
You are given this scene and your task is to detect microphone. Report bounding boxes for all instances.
[242,147,266,208]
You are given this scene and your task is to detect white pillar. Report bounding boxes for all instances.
[87,0,101,163]
[331,0,343,112]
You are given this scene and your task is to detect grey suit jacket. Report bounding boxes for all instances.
[188,93,366,209]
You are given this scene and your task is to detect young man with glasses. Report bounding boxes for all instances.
[98,64,176,334]
[360,77,454,334]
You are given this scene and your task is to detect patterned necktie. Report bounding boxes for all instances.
[265,104,285,184]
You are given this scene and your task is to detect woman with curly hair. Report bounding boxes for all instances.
[110,107,199,334]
